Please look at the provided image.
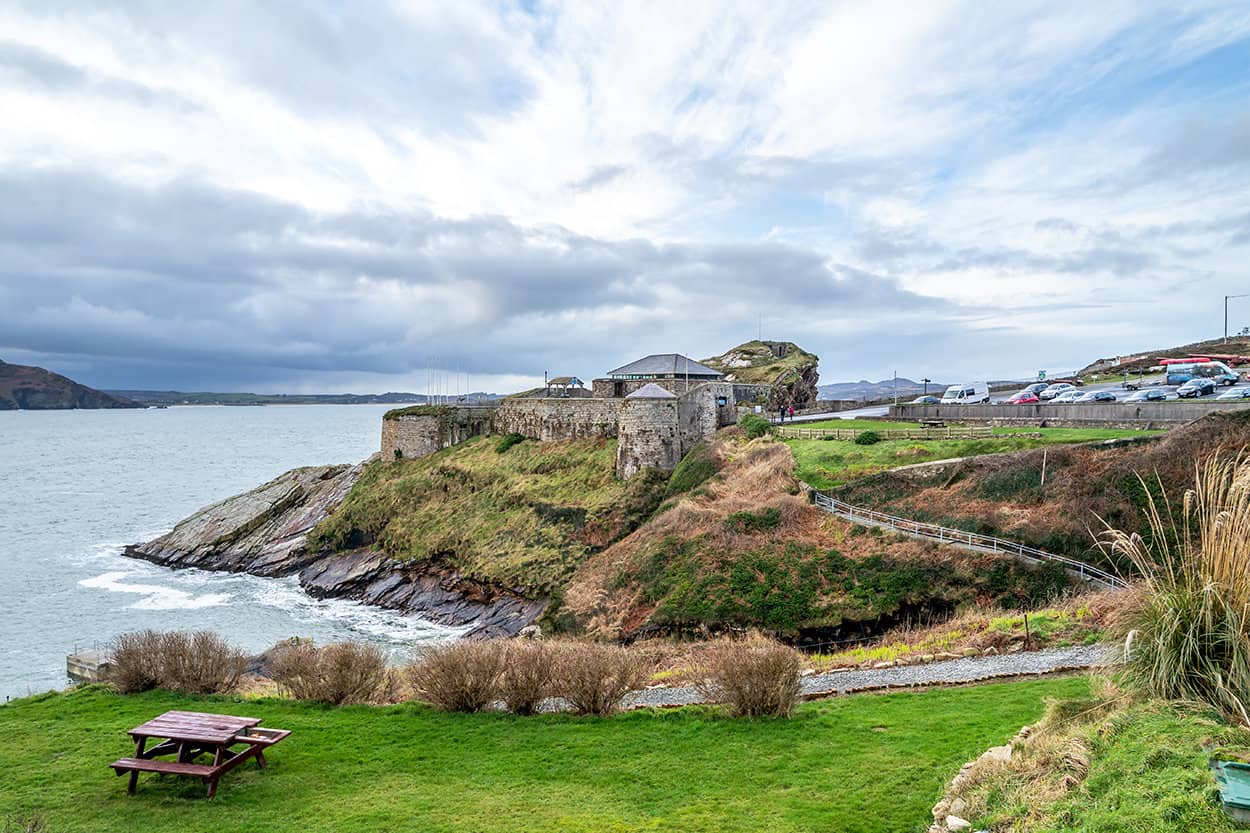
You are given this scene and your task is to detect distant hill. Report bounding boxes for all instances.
[1075,335,1250,377]
[817,377,945,402]
[108,390,500,407]
[0,359,141,410]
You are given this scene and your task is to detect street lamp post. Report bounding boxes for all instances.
[1226,294,1250,343]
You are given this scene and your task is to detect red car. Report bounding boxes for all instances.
[1005,391,1040,404]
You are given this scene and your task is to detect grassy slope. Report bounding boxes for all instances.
[565,436,1072,638]
[310,436,665,595]
[834,411,1250,571]
[0,678,1084,833]
[786,426,1154,490]
[967,699,1246,832]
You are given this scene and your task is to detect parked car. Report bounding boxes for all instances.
[1004,391,1040,404]
[1038,383,1075,400]
[1049,390,1084,403]
[1021,383,1049,396]
[1048,378,1085,387]
[940,382,990,404]
[1216,387,1250,401]
[1177,378,1217,398]
[1075,390,1117,403]
[910,395,940,405]
[1125,389,1167,402]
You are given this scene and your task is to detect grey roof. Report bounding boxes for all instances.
[625,382,677,399]
[607,353,723,378]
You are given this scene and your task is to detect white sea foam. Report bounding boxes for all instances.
[78,571,231,609]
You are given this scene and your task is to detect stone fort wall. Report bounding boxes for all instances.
[379,384,737,478]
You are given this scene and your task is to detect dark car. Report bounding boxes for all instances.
[1075,390,1116,403]
[1178,378,1216,398]
[1021,383,1048,396]
[1125,389,1167,402]
[910,395,940,405]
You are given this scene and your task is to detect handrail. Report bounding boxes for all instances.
[812,492,1126,589]
[776,426,1000,441]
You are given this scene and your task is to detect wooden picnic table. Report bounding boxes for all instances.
[110,710,290,798]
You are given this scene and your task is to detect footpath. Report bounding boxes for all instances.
[623,645,1109,709]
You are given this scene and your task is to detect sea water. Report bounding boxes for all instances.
[0,405,461,700]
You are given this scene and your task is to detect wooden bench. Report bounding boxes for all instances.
[112,710,290,798]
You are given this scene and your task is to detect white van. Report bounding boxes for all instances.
[940,382,990,404]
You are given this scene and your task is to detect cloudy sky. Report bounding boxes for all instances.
[2,1,1249,393]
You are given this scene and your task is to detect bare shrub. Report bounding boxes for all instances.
[696,636,801,717]
[158,631,247,694]
[109,630,165,694]
[498,640,553,715]
[409,640,505,712]
[549,641,645,716]
[269,639,387,705]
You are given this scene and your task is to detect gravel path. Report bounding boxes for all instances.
[622,644,1112,709]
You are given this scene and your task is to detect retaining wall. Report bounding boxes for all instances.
[891,400,1250,427]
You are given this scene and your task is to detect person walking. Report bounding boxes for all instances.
[787,404,795,420]
[778,404,785,423]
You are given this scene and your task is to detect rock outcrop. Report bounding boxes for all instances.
[701,340,819,409]
[0,358,142,410]
[125,461,544,638]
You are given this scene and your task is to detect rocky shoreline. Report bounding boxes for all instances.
[124,460,545,638]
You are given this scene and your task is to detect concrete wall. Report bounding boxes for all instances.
[892,400,1250,427]
[381,406,496,460]
[493,397,624,441]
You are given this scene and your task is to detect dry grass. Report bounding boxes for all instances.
[1101,452,1250,723]
[268,640,388,705]
[409,640,505,712]
[694,636,801,717]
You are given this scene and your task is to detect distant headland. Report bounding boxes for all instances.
[0,359,141,410]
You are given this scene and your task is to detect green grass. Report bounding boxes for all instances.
[971,701,1246,832]
[786,428,1160,490]
[794,419,1161,441]
[0,678,1085,833]
[310,436,666,596]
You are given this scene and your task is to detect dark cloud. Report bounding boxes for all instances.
[0,168,949,389]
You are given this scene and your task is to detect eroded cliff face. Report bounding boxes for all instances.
[124,461,544,638]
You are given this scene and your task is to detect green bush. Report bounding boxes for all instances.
[725,507,782,533]
[853,431,881,445]
[495,433,525,454]
[738,413,772,439]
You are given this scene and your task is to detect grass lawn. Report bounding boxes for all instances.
[0,677,1086,833]
[786,427,1161,490]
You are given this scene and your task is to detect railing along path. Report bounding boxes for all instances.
[812,492,1126,590]
[778,426,998,440]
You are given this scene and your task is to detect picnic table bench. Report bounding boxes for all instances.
[110,710,290,798]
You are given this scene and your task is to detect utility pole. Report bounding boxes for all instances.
[1226,294,1250,343]
[893,371,898,406]
[921,377,931,395]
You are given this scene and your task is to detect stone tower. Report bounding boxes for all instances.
[616,383,681,478]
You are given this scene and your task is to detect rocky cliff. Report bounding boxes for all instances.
[125,460,544,637]
[702,340,820,409]
[0,359,141,410]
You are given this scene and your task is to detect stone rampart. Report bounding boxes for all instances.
[493,397,624,441]
[617,397,681,478]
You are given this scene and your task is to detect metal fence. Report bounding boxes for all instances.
[778,426,997,441]
[812,492,1126,589]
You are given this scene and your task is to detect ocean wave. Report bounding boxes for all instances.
[78,571,231,610]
